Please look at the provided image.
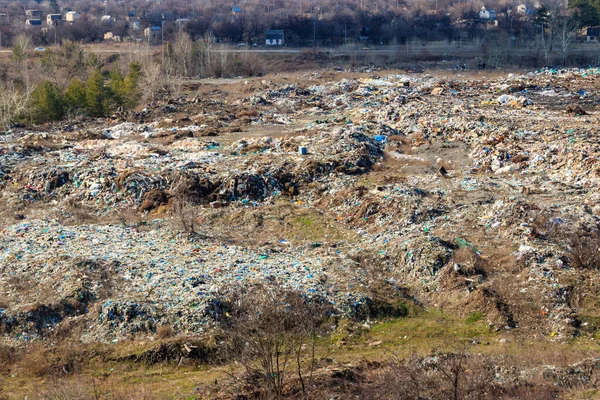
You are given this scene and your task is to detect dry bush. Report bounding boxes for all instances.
[0,82,33,128]
[360,349,567,400]
[567,227,600,270]
[362,350,498,400]
[352,251,414,319]
[62,198,98,224]
[34,379,97,400]
[545,221,600,270]
[15,344,53,377]
[15,343,87,379]
[155,324,174,339]
[171,196,198,235]
[34,377,156,400]
[222,285,332,399]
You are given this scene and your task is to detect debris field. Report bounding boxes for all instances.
[2,68,600,345]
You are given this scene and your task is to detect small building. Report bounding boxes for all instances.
[587,27,600,42]
[131,20,140,30]
[517,4,528,14]
[0,13,8,25]
[231,6,242,22]
[65,11,80,22]
[265,29,284,46]
[144,26,161,42]
[26,10,41,19]
[104,32,121,41]
[126,11,136,21]
[26,19,42,26]
[101,15,113,23]
[176,18,190,27]
[46,14,62,25]
[479,6,497,20]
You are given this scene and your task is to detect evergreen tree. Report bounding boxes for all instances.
[123,61,142,108]
[30,81,65,123]
[108,65,125,106]
[571,0,600,27]
[65,78,87,114]
[534,6,551,28]
[86,69,106,117]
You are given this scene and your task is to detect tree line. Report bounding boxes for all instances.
[30,62,141,123]
[0,0,596,48]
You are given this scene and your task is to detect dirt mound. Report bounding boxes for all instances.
[565,104,587,115]
[396,235,456,289]
[130,339,217,365]
[140,189,170,212]
[169,172,218,203]
[465,288,517,331]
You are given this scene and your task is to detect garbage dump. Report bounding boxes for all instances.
[2,67,600,343]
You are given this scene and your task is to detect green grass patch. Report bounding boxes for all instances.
[466,311,483,324]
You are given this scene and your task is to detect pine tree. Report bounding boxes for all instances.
[86,69,106,117]
[571,0,600,27]
[108,65,126,106]
[30,81,65,123]
[65,78,87,114]
[534,6,551,28]
[123,61,142,109]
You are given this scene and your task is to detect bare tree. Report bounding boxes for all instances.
[363,347,499,400]
[170,31,195,77]
[140,61,170,102]
[555,19,579,66]
[222,285,331,399]
[12,34,31,67]
[0,83,33,129]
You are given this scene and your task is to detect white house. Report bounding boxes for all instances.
[46,14,62,25]
[265,30,284,46]
[65,11,80,22]
[479,6,497,20]
[26,19,42,26]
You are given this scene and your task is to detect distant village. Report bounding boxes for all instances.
[0,0,597,48]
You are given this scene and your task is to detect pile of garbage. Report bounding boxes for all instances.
[2,67,600,343]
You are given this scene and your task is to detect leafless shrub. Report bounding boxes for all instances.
[567,227,600,270]
[363,349,499,400]
[222,285,332,399]
[35,377,155,400]
[0,82,33,129]
[172,196,198,235]
[140,61,171,102]
[63,198,98,224]
[547,221,600,270]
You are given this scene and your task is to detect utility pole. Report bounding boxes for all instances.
[313,6,318,50]
[313,17,316,49]
[161,14,165,63]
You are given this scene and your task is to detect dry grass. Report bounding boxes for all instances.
[155,324,174,340]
